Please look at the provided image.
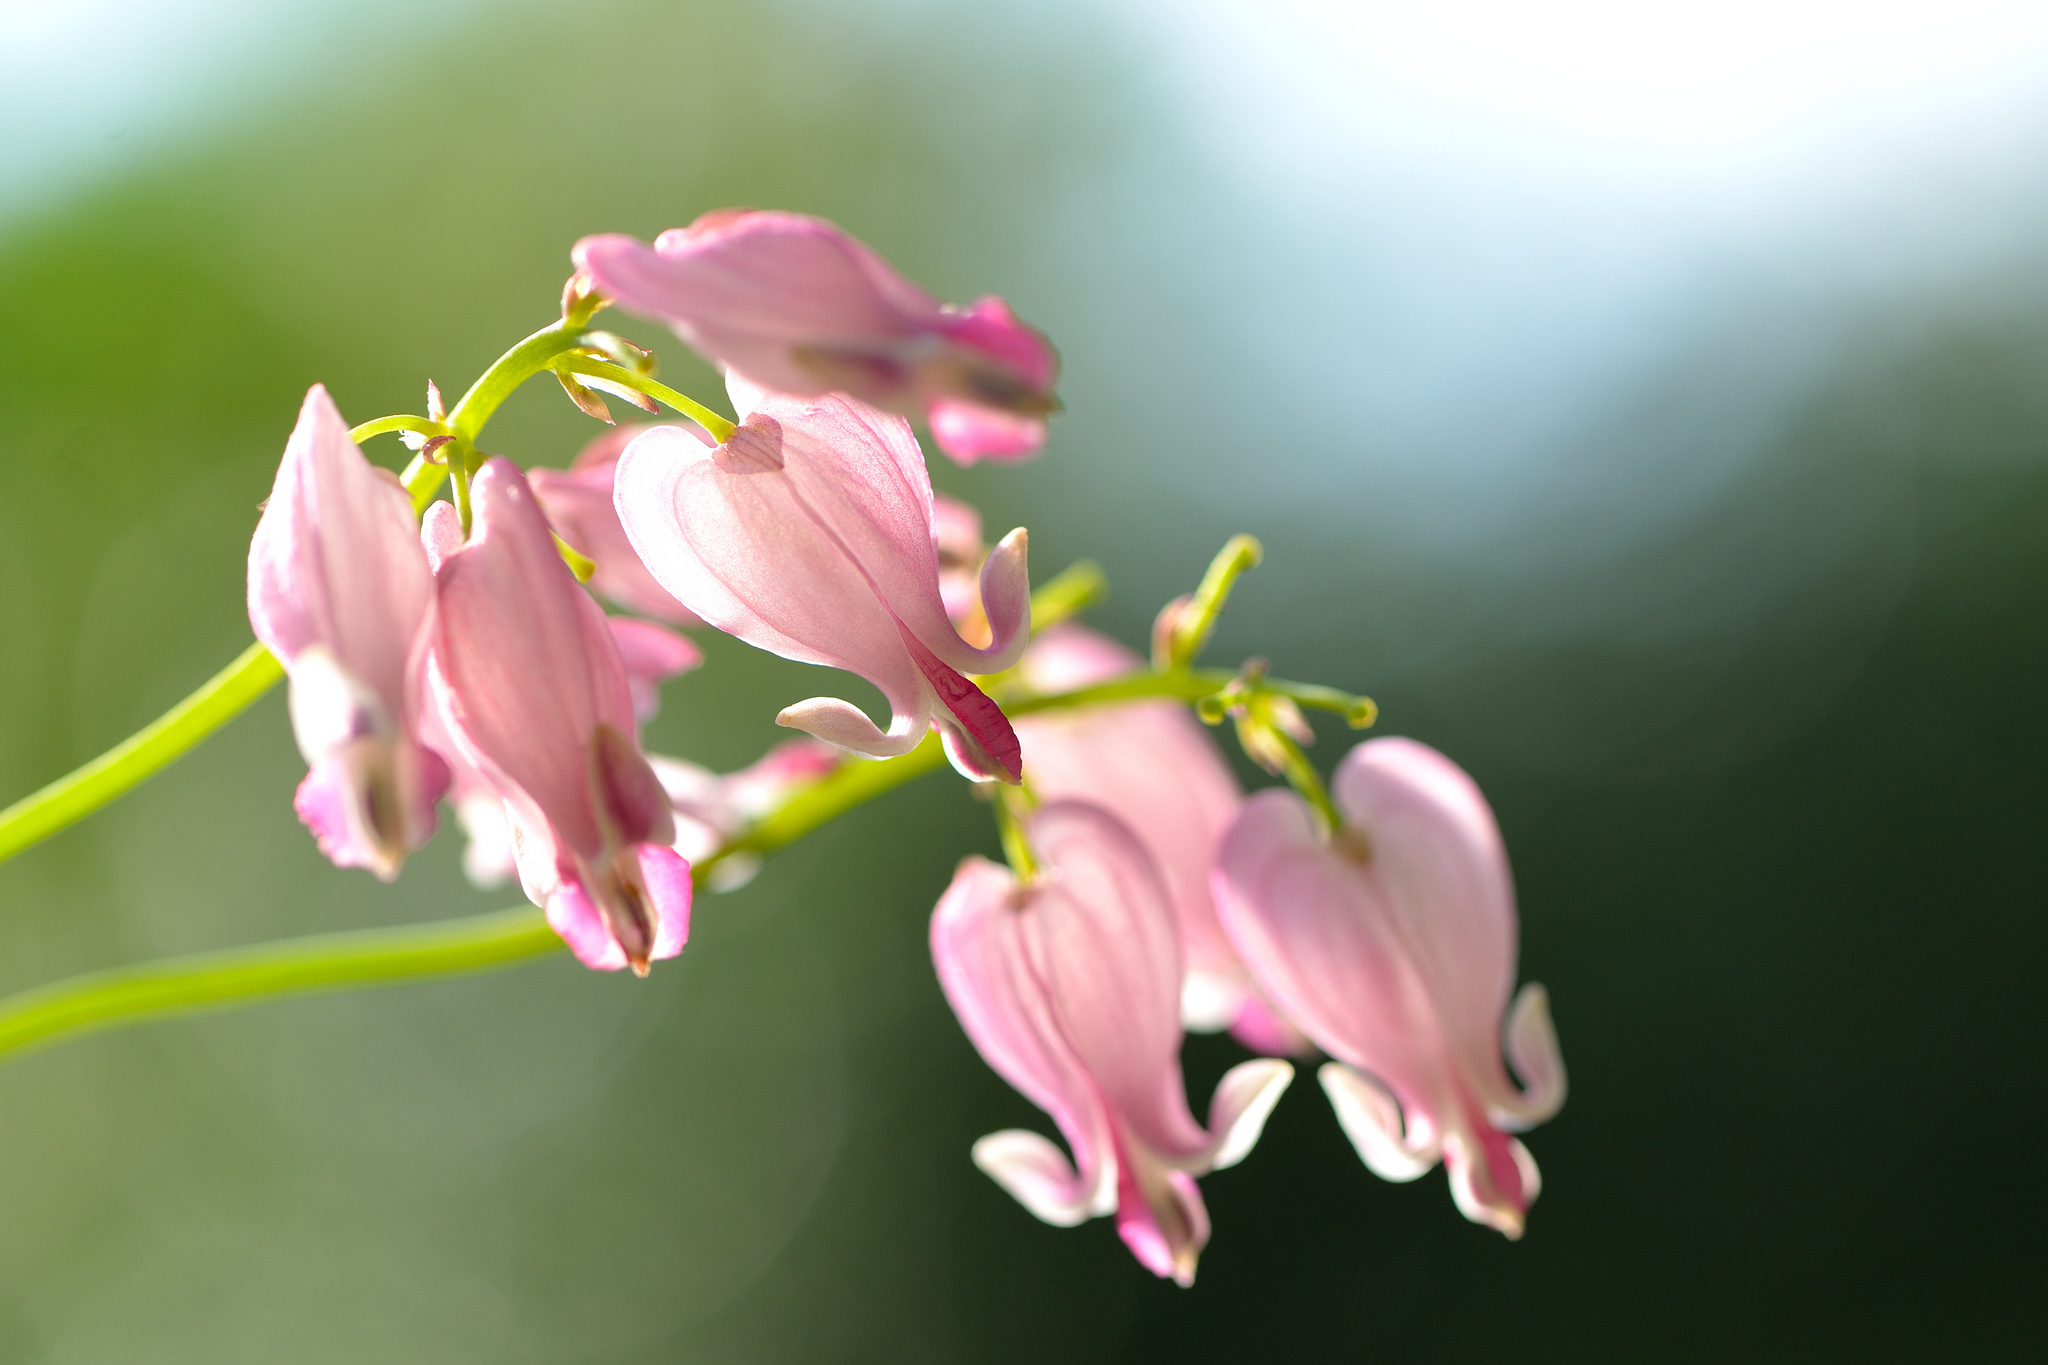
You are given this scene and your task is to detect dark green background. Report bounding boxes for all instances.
[0,1,2043,1359]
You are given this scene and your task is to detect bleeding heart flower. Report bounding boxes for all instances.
[932,800,1294,1285]
[1212,738,1566,1238]
[573,210,1059,464]
[613,375,1030,782]
[429,459,691,974]
[247,384,448,880]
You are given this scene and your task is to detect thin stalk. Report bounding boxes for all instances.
[556,359,736,441]
[348,414,447,444]
[0,643,283,866]
[0,907,560,1063]
[0,654,1368,1063]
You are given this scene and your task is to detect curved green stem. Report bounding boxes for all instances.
[0,907,560,1063]
[348,414,448,444]
[0,643,283,867]
[0,651,1370,1063]
[558,359,736,442]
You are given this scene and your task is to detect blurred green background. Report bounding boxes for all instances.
[2,0,2045,1359]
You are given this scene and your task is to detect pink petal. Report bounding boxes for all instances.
[434,459,643,859]
[926,400,1047,465]
[1023,802,1211,1162]
[607,617,702,724]
[248,385,443,875]
[1213,738,1565,1237]
[906,632,1021,783]
[1331,738,1518,1069]
[614,382,1026,763]
[573,212,1055,464]
[248,385,431,711]
[530,427,707,625]
[636,842,694,962]
[545,880,627,972]
[931,856,1116,1214]
[1016,626,1268,1030]
[574,213,935,404]
[1114,1154,1209,1288]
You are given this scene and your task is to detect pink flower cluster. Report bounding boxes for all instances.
[246,210,1564,1283]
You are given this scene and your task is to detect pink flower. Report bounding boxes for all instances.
[613,376,1031,783]
[606,617,701,724]
[572,210,1059,465]
[1015,625,1311,1055]
[429,459,691,975]
[247,385,448,880]
[1212,738,1566,1238]
[932,801,1294,1285]
[931,493,987,627]
[528,424,706,625]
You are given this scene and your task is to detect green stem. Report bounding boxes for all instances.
[0,654,1369,1064]
[0,643,283,867]
[692,732,949,883]
[557,359,736,442]
[1162,534,1263,668]
[0,907,560,1064]
[348,414,448,444]
[0,741,958,1068]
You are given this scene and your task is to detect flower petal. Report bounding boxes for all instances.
[931,855,1115,1217]
[971,1129,1101,1227]
[1205,1058,1294,1171]
[1026,802,1212,1162]
[1318,1062,1440,1182]
[607,617,702,724]
[530,426,707,625]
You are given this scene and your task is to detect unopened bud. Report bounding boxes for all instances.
[426,380,447,425]
[1152,594,1193,671]
[560,269,611,326]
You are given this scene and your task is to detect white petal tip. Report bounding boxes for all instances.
[971,1129,1094,1227]
[1207,1059,1295,1171]
[1319,1063,1440,1183]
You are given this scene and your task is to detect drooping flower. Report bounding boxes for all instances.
[1015,624,1311,1055]
[932,800,1294,1285]
[429,459,691,974]
[1211,738,1566,1238]
[572,210,1059,464]
[528,424,706,625]
[247,384,449,879]
[613,376,1031,782]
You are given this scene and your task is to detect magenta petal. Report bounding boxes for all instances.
[905,632,1021,783]
[927,399,1047,465]
[636,843,693,962]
